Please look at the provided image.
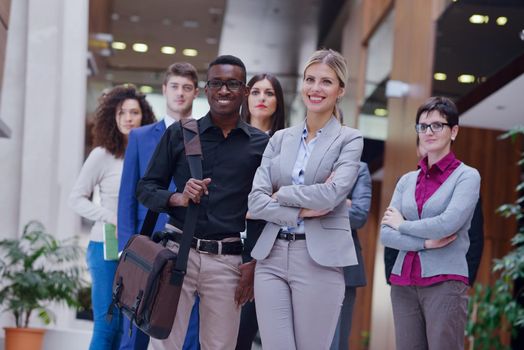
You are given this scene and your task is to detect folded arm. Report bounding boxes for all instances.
[275,132,363,211]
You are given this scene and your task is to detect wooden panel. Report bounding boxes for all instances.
[0,0,10,28]
[453,126,520,286]
[362,0,393,43]
[349,181,381,350]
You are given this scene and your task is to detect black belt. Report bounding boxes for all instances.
[170,233,243,255]
[277,230,306,241]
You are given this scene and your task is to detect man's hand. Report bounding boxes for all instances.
[424,234,457,249]
[168,178,212,207]
[381,206,404,230]
[235,260,256,306]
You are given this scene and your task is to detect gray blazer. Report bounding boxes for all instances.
[380,162,481,277]
[248,117,364,267]
[344,162,372,287]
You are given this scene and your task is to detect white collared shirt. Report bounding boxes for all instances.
[284,124,323,233]
[164,115,176,129]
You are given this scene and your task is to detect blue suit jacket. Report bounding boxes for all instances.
[118,121,175,251]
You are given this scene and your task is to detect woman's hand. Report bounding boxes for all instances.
[299,208,330,218]
[424,234,457,249]
[381,206,404,230]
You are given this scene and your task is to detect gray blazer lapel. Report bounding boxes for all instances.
[280,125,303,186]
[304,116,341,185]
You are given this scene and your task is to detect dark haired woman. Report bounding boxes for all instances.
[69,84,156,350]
[380,96,480,350]
[236,73,286,349]
[241,73,286,136]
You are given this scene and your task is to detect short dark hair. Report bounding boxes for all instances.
[163,62,199,87]
[416,96,459,127]
[208,55,247,83]
[241,73,286,136]
[93,84,156,158]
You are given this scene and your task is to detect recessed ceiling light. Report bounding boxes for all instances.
[112,41,126,50]
[161,46,176,55]
[457,74,475,83]
[183,20,200,28]
[183,49,198,57]
[132,43,148,53]
[162,18,172,26]
[496,17,508,26]
[111,13,120,21]
[129,15,140,23]
[205,37,218,45]
[433,72,447,81]
[469,14,489,24]
[140,85,153,94]
[374,108,388,117]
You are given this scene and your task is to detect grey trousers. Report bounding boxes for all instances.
[390,281,469,350]
[254,239,345,350]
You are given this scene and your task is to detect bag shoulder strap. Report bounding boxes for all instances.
[140,118,203,274]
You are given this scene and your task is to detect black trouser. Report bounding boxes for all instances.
[235,301,258,350]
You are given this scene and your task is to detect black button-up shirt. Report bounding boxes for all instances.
[137,113,269,240]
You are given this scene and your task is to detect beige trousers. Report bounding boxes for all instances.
[150,241,242,350]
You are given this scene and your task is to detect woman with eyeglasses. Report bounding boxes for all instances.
[380,96,481,350]
[248,49,363,349]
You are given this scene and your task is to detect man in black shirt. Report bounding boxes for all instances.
[137,55,269,350]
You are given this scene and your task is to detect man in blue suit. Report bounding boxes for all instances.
[117,62,201,350]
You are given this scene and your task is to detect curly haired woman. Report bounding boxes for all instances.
[69,85,156,350]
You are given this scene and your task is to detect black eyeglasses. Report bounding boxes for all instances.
[415,122,450,133]
[206,79,244,91]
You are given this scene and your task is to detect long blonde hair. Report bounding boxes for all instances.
[303,49,348,121]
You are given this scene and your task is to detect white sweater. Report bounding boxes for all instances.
[69,147,123,242]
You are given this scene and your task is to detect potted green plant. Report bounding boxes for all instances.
[466,126,524,349]
[0,220,87,350]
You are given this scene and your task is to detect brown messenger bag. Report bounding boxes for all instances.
[107,118,202,339]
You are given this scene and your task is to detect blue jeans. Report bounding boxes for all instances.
[87,241,122,350]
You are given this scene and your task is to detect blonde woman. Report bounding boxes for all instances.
[248,49,363,350]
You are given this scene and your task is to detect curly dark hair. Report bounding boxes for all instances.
[93,84,156,158]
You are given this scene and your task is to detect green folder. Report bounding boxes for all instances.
[103,223,119,261]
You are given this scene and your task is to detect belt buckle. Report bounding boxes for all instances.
[196,239,210,254]
[289,232,297,241]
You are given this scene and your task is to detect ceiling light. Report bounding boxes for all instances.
[112,41,126,50]
[374,108,388,117]
[162,18,172,26]
[140,85,153,94]
[457,74,475,83]
[433,72,447,81]
[469,14,489,24]
[496,17,508,26]
[132,43,148,53]
[111,13,119,21]
[183,49,198,57]
[161,46,176,55]
[183,20,199,28]
[205,37,218,45]
[130,15,140,23]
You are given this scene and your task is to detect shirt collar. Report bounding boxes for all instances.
[302,121,323,140]
[419,151,457,174]
[164,115,177,129]
[199,113,251,137]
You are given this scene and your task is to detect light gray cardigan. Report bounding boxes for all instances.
[380,162,481,278]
